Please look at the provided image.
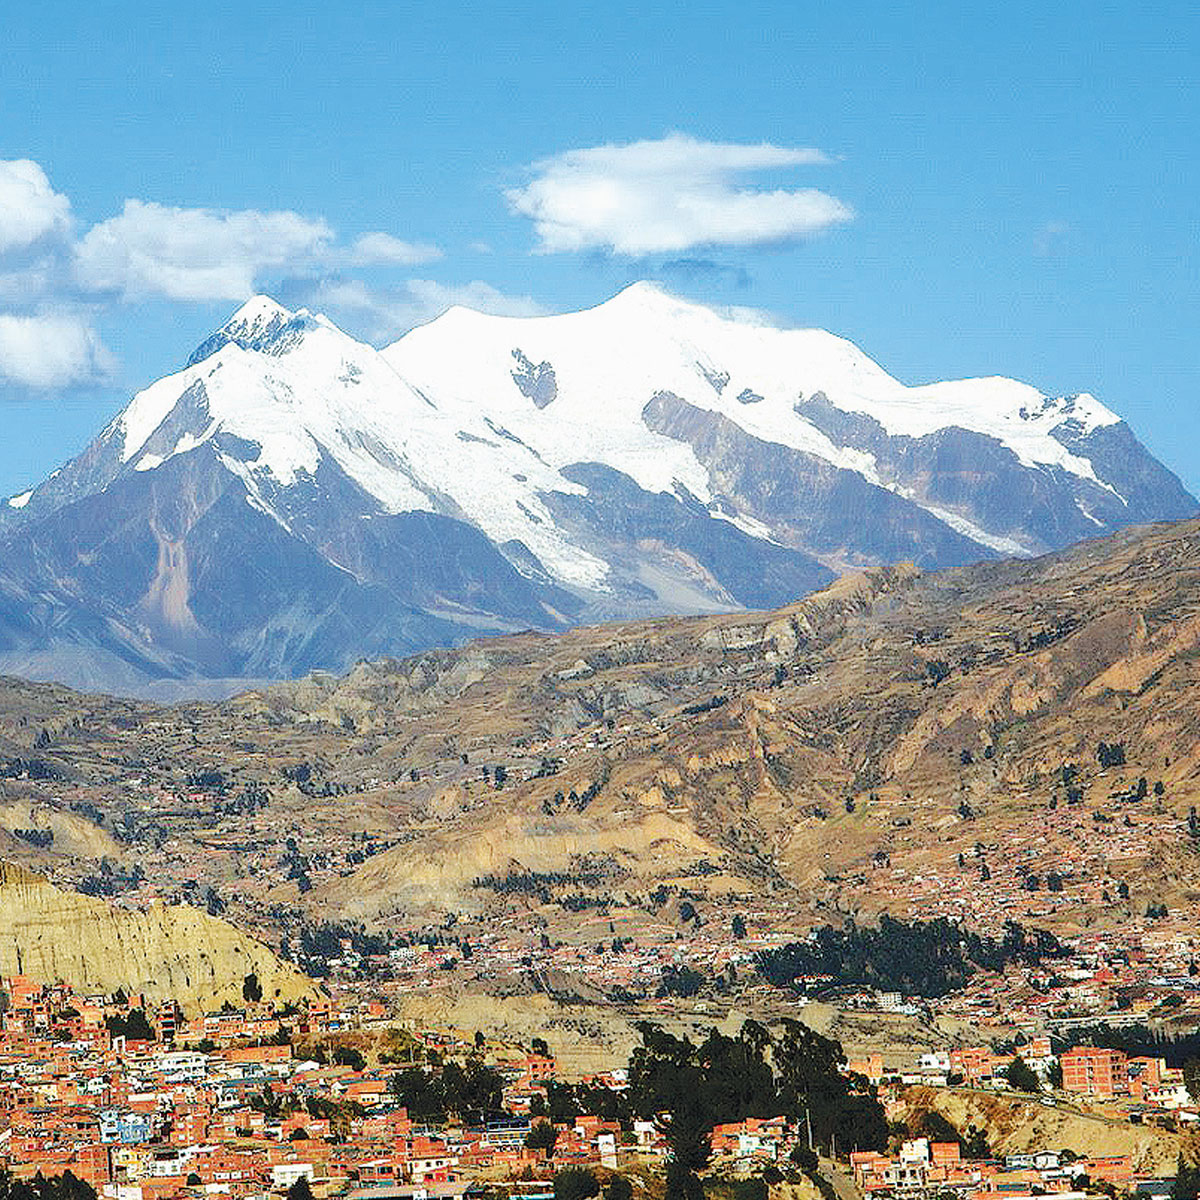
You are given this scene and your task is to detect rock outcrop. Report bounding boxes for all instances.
[0,862,316,1015]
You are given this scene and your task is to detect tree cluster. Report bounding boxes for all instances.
[12,828,53,848]
[104,1009,155,1041]
[627,1020,887,1200]
[0,1169,95,1200]
[532,1080,631,1125]
[389,1059,505,1123]
[754,916,1064,998]
[1004,1056,1041,1093]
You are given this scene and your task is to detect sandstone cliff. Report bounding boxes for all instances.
[0,862,316,1015]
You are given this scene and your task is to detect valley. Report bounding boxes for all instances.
[2,515,1200,1039]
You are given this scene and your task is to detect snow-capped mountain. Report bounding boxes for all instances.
[1,283,1194,696]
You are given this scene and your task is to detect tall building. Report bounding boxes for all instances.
[1061,1047,1128,1098]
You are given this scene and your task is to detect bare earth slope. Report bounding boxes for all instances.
[4,516,1200,947]
[0,862,316,1014]
[900,1087,1192,1175]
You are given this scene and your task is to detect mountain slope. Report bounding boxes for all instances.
[6,517,1200,947]
[1,285,1193,694]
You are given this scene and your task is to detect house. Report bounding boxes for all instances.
[271,1162,315,1190]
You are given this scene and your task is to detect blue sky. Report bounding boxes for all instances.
[1,0,1197,498]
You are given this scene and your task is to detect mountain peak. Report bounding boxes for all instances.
[610,279,670,302]
[227,294,294,328]
[186,295,299,368]
[600,280,699,316]
[595,281,783,333]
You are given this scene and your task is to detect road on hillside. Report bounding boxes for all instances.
[819,1155,864,1200]
[943,1084,1151,1129]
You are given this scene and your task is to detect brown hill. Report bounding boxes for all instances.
[899,1086,1195,1175]
[0,862,317,1014]
[3,516,1200,943]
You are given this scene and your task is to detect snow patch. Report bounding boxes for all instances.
[918,503,1032,556]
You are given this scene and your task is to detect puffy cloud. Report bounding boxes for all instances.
[507,134,853,255]
[72,199,445,302]
[402,278,545,321]
[0,160,73,254]
[347,232,442,267]
[0,312,115,389]
[74,200,337,301]
[0,156,465,390]
[299,277,545,343]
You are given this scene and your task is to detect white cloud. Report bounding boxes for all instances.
[506,134,853,255]
[0,160,73,255]
[347,231,442,267]
[404,278,545,321]
[74,200,337,301]
[0,312,115,389]
[304,277,545,343]
[71,199,445,302]
[0,157,467,391]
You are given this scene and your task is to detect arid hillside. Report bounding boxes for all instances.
[3,516,1200,950]
[898,1086,1196,1175]
[0,862,317,1014]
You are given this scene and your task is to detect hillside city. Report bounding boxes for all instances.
[3,12,1198,1200]
[2,928,1199,1200]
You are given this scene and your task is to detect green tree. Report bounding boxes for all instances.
[526,1120,558,1155]
[286,1178,314,1200]
[106,1008,155,1041]
[961,1124,990,1159]
[440,1058,504,1120]
[333,1046,365,1071]
[733,1182,767,1200]
[1183,1060,1200,1104]
[544,1080,585,1123]
[664,1088,711,1200]
[773,1019,887,1153]
[390,1067,444,1120]
[555,1168,600,1200]
[658,965,704,998]
[1172,1157,1200,1200]
[605,1176,633,1200]
[0,1169,98,1200]
[1005,1056,1040,1093]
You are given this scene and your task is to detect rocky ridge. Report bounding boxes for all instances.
[0,285,1192,695]
[0,861,316,1014]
